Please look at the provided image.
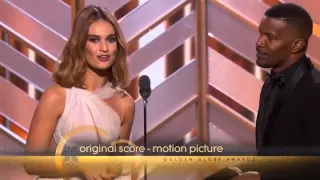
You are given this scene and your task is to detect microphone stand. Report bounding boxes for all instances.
[138,75,151,180]
[143,99,148,180]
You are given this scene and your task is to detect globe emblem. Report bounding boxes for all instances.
[55,125,141,178]
[62,156,79,169]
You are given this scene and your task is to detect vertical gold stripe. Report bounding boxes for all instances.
[70,0,84,27]
[118,0,140,100]
[195,0,209,146]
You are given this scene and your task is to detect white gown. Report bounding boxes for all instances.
[35,83,130,180]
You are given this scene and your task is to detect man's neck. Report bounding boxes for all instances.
[272,54,305,73]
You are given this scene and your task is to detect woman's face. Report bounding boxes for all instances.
[84,19,118,70]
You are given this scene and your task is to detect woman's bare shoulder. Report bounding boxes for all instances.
[118,90,135,119]
[119,90,135,107]
[29,84,66,134]
[39,84,66,109]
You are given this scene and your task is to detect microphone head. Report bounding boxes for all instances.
[139,75,151,100]
[139,75,150,89]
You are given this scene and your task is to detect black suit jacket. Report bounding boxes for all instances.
[256,56,320,154]
[205,56,320,180]
[253,56,320,179]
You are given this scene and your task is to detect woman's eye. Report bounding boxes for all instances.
[108,37,117,43]
[88,38,99,43]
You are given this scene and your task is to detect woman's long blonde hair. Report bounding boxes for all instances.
[52,5,129,89]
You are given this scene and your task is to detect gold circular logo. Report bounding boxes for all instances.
[55,125,141,178]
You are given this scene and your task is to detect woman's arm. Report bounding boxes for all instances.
[24,85,80,178]
[120,93,137,180]
[119,93,135,141]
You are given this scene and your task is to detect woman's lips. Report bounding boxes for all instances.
[97,55,111,62]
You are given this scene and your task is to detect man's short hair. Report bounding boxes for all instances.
[265,3,313,39]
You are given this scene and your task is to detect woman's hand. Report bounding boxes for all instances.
[82,171,104,180]
[82,171,117,180]
[230,172,260,180]
[81,163,122,180]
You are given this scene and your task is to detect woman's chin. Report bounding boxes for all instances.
[87,63,112,73]
[97,65,111,70]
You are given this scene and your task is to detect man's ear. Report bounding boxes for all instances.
[292,38,307,53]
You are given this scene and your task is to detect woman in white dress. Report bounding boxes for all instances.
[24,5,135,180]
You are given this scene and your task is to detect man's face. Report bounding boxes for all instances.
[256,16,296,70]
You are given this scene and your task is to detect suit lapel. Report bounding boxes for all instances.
[261,57,312,139]
[256,79,271,148]
[262,87,290,136]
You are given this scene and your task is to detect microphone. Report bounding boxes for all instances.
[138,75,151,180]
[139,75,151,100]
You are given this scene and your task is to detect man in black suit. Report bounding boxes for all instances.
[205,3,320,180]
[255,3,320,156]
